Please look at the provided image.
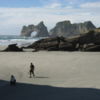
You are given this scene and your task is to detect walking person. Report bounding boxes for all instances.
[29,62,35,78]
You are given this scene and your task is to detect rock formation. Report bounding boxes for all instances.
[3,44,23,52]
[50,20,96,37]
[21,21,49,37]
[26,37,78,51]
[25,28,100,52]
[78,28,100,45]
[21,20,96,38]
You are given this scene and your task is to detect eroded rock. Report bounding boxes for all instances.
[50,20,96,37]
[3,44,23,52]
[21,21,49,37]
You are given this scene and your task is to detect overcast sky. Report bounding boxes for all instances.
[0,0,100,35]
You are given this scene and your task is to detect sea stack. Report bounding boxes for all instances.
[49,20,96,37]
[21,20,96,38]
[21,21,49,37]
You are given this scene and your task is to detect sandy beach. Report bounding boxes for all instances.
[0,50,100,100]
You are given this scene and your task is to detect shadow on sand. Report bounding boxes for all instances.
[35,76,49,78]
[0,80,100,100]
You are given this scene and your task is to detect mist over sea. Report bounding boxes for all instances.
[0,35,40,47]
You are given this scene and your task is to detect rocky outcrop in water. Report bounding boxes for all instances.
[2,28,100,52]
[21,21,49,37]
[50,21,96,37]
[21,20,96,38]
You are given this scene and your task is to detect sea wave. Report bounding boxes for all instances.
[0,35,41,47]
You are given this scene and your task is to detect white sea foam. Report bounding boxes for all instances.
[0,35,43,47]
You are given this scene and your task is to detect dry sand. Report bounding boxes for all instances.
[0,50,100,100]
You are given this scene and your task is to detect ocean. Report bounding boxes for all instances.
[0,35,41,47]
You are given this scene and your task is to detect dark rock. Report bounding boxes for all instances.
[78,28,100,45]
[74,28,100,51]
[27,37,77,51]
[3,44,23,52]
[84,45,100,51]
